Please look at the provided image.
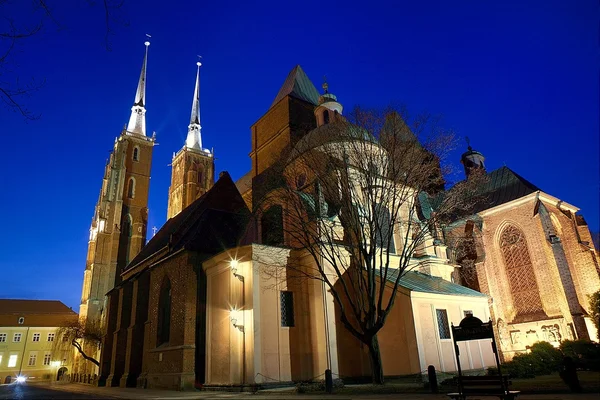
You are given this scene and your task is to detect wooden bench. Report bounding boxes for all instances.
[447,375,520,400]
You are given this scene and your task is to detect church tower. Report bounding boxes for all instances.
[79,42,155,325]
[460,140,486,178]
[167,62,214,219]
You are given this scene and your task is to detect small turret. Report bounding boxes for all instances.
[461,138,485,178]
[315,78,343,127]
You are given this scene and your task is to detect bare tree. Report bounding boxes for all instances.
[54,318,103,367]
[0,0,127,120]
[256,106,486,384]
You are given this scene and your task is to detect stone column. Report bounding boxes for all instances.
[120,272,150,387]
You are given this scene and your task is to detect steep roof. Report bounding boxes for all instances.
[0,300,76,316]
[126,172,250,271]
[473,166,540,214]
[271,65,320,108]
[386,271,487,298]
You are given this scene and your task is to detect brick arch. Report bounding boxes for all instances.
[497,224,545,319]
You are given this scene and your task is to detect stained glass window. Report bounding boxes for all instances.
[499,225,544,317]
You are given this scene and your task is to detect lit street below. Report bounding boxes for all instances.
[0,384,112,399]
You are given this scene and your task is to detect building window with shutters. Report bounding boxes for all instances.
[436,309,451,339]
[280,291,295,327]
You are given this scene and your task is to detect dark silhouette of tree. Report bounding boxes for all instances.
[0,0,127,120]
[256,105,486,384]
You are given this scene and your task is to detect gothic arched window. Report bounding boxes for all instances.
[499,225,544,318]
[261,205,284,246]
[156,277,171,346]
[374,203,395,254]
[133,146,140,162]
[127,178,135,199]
[323,110,330,125]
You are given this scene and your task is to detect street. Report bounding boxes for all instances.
[1,383,599,400]
[0,383,113,399]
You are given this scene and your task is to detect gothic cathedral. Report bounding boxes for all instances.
[77,43,213,376]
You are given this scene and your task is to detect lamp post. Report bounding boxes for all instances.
[229,259,246,386]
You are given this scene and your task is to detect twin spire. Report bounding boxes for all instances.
[125,41,205,152]
[127,41,150,136]
[185,62,202,150]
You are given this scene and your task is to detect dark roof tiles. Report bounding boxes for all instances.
[0,299,77,315]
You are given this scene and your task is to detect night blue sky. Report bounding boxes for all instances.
[1,0,598,310]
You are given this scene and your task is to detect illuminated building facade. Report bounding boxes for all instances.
[87,63,598,390]
[0,300,77,384]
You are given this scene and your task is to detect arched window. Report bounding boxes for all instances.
[499,225,544,318]
[198,168,203,184]
[156,277,171,346]
[127,178,135,199]
[261,205,284,246]
[374,203,395,253]
[133,146,140,162]
[121,214,133,265]
[323,110,330,125]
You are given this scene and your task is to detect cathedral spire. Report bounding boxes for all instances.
[185,61,202,150]
[126,41,150,136]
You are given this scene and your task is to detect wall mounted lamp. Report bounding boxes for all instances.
[230,309,244,333]
[230,259,244,281]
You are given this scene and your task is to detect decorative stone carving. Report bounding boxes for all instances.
[541,324,561,342]
[526,329,539,343]
[510,330,521,345]
[497,319,510,347]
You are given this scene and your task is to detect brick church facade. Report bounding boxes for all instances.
[77,45,599,389]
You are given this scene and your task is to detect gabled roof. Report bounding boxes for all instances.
[271,65,320,108]
[472,166,540,214]
[422,166,542,220]
[126,172,250,271]
[0,300,77,315]
[386,271,487,298]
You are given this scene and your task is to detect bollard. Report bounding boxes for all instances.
[427,365,439,394]
[325,369,333,394]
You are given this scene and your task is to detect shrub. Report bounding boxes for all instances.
[589,290,600,341]
[559,339,600,371]
[499,341,563,378]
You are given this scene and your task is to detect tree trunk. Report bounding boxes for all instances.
[72,339,100,367]
[367,334,384,384]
